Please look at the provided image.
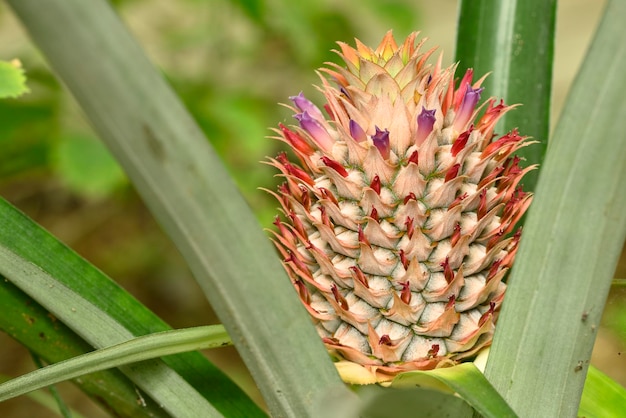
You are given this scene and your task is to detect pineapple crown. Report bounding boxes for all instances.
[267,31,535,383]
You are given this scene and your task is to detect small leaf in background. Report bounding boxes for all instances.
[579,366,626,418]
[0,60,29,99]
[53,134,127,199]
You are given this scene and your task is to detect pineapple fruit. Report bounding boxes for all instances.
[267,32,534,382]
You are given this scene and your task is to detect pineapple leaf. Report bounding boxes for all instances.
[0,197,263,417]
[579,365,626,418]
[0,325,230,403]
[0,374,88,418]
[29,354,73,418]
[357,386,474,418]
[0,220,224,417]
[314,384,477,418]
[0,279,170,418]
[391,362,518,418]
[455,0,557,192]
[484,1,626,416]
[6,0,342,416]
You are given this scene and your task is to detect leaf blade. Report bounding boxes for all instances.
[0,325,230,403]
[0,195,264,417]
[455,0,557,192]
[392,363,518,418]
[0,239,224,417]
[0,279,170,418]
[359,386,474,418]
[484,1,626,416]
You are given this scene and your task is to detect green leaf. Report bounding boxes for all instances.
[392,363,518,418]
[0,279,170,418]
[7,0,342,416]
[30,353,73,418]
[358,386,474,418]
[0,232,225,417]
[484,1,626,416]
[0,374,88,418]
[0,197,264,417]
[53,133,127,198]
[0,325,230,402]
[455,0,557,192]
[0,60,29,98]
[579,366,626,418]
[312,381,475,417]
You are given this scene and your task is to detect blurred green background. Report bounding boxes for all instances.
[0,0,623,416]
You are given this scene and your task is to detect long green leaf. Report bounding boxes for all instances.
[455,0,556,192]
[0,374,87,418]
[0,240,223,417]
[0,196,263,417]
[392,363,517,418]
[7,1,341,416]
[0,279,169,418]
[484,1,626,416]
[0,326,230,403]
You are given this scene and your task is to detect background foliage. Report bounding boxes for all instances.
[0,0,623,416]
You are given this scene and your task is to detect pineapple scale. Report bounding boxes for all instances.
[268,31,534,379]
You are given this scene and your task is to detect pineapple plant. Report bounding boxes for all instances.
[268,31,534,383]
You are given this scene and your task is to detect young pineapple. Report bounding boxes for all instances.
[268,32,534,382]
